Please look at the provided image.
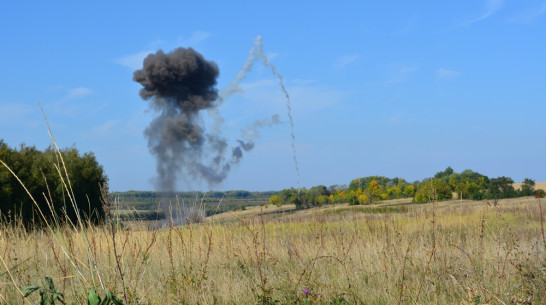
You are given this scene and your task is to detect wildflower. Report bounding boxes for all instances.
[303,289,309,295]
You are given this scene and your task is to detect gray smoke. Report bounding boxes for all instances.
[218,36,300,185]
[250,36,301,186]
[231,114,280,163]
[134,47,227,191]
[237,114,280,151]
[134,37,298,191]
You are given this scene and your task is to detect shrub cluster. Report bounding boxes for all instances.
[0,140,107,227]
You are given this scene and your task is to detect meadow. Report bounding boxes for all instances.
[0,194,544,304]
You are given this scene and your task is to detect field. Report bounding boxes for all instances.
[0,195,544,305]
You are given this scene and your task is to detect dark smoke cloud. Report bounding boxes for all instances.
[134,49,219,112]
[134,48,223,191]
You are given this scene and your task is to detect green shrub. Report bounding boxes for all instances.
[0,140,107,227]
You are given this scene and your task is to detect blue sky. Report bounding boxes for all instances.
[1,1,545,192]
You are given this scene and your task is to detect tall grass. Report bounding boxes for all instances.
[0,194,544,304]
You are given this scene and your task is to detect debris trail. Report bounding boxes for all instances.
[221,36,301,186]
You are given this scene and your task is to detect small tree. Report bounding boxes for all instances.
[367,180,382,204]
[403,185,415,197]
[487,177,516,199]
[413,179,452,203]
[269,195,283,207]
[520,178,535,196]
[347,190,359,206]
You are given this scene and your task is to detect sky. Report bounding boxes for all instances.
[0,0,545,192]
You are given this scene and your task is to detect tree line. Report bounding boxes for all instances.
[270,167,544,209]
[0,140,107,227]
[2,137,543,226]
[112,189,276,206]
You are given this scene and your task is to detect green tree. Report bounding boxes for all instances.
[279,188,298,204]
[520,178,535,196]
[487,177,516,199]
[0,141,107,227]
[347,190,359,206]
[434,166,454,179]
[455,180,470,199]
[308,185,329,205]
[413,179,452,203]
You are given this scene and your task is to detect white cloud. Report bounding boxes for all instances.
[67,87,92,99]
[509,1,546,24]
[436,68,461,79]
[113,31,212,70]
[365,64,419,86]
[333,54,359,69]
[57,87,92,104]
[43,87,94,116]
[457,0,503,27]
[178,30,211,46]
[92,119,120,136]
[113,51,153,70]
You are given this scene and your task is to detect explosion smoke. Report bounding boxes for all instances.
[134,47,227,191]
[134,36,299,191]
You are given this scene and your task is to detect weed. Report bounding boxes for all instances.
[22,277,64,305]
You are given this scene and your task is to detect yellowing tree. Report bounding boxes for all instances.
[316,195,329,205]
[334,190,347,203]
[358,194,369,204]
[403,185,415,197]
[368,180,383,203]
[269,195,283,207]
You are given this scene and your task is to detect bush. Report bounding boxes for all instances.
[0,140,107,227]
[413,179,452,203]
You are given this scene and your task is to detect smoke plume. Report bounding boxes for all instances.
[134,37,298,191]
[134,48,227,190]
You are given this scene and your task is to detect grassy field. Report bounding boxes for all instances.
[0,195,544,304]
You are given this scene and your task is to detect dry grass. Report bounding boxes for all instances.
[0,196,544,304]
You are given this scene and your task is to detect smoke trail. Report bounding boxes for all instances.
[251,36,301,186]
[216,36,301,186]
